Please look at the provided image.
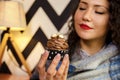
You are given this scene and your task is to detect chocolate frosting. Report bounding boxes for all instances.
[47,34,69,50]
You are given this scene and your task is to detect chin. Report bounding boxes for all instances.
[79,35,94,40]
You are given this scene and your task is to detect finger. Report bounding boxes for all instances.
[46,54,61,79]
[38,50,49,70]
[38,51,49,79]
[55,54,69,79]
[63,55,69,79]
[46,70,57,80]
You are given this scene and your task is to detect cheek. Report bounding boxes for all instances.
[74,10,82,21]
[95,15,109,29]
[95,18,109,36]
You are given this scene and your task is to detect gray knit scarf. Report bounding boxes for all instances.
[67,43,118,80]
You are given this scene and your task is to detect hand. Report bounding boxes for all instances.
[37,50,69,80]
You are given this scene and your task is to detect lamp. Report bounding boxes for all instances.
[0,1,31,75]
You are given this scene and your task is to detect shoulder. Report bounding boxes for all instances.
[109,54,120,80]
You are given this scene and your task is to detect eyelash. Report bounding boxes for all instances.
[79,7,105,15]
[79,7,86,10]
[95,12,104,14]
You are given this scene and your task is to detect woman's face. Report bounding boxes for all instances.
[74,0,109,41]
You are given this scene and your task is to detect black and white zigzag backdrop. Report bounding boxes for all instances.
[0,0,75,76]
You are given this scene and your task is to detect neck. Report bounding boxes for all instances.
[80,39,106,55]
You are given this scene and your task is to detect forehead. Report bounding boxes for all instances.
[80,0,109,8]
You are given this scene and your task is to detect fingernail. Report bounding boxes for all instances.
[55,54,61,60]
[45,50,49,53]
[44,51,49,56]
[65,54,69,59]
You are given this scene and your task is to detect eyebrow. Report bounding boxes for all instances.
[80,1,87,5]
[94,5,108,10]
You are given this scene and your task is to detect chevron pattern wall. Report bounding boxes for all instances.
[0,0,75,76]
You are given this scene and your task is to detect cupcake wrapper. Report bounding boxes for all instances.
[47,49,68,61]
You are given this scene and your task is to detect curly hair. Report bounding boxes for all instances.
[67,0,120,59]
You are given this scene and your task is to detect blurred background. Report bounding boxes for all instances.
[0,0,75,76]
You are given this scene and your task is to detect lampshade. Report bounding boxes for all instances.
[0,1,26,31]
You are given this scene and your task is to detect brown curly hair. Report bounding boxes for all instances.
[67,0,120,59]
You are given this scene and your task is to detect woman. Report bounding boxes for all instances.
[31,0,120,80]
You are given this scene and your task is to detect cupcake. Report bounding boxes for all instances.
[47,34,69,61]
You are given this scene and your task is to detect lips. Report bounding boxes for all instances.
[80,24,92,30]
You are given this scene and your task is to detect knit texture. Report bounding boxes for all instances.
[68,43,119,80]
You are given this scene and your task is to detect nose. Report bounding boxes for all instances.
[82,9,92,22]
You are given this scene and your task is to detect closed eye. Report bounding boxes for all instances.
[79,7,86,10]
[95,11,105,14]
